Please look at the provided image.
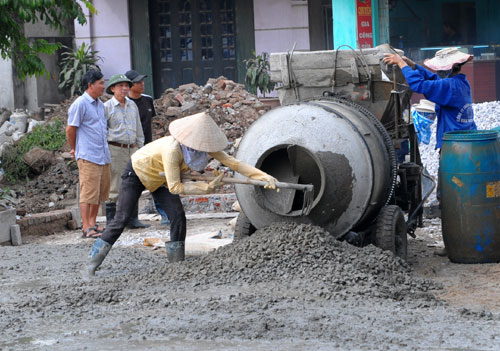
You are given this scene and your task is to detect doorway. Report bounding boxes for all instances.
[150,0,238,94]
[441,2,476,45]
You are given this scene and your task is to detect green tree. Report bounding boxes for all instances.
[0,0,96,79]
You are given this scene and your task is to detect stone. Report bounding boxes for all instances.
[174,93,185,105]
[178,83,198,93]
[12,131,23,142]
[202,83,213,94]
[166,107,182,117]
[0,208,16,243]
[217,80,226,90]
[10,224,22,246]
[0,121,16,136]
[23,147,55,174]
[27,119,43,133]
[231,201,241,212]
[70,207,82,229]
[228,216,237,229]
[0,108,11,126]
[180,101,196,112]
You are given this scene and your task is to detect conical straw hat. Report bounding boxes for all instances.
[168,112,228,152]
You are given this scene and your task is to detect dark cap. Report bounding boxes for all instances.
[125,70,147,83]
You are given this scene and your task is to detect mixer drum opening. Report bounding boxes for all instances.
[255,145,324,216]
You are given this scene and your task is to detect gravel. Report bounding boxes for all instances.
[2,222,500,350]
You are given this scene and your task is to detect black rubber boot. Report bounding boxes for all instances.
[127,205,150,229]
[165,241,185,262]
[106,202,116,226]
[81,238,112,280]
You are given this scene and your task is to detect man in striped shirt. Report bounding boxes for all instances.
[104,74,149,229]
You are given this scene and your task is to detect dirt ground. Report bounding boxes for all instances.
[1,215,499,351]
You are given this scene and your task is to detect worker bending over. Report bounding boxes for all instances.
[82,112,277,278]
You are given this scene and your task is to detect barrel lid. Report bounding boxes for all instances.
[442,130,499,141]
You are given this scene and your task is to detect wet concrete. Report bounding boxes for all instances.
[1,221,499,350]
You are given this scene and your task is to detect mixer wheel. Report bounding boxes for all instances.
[234,212,256,241]
[374,205,408,260]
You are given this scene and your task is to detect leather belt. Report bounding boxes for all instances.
[109,141,137,148]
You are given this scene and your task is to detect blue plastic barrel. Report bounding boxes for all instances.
[440,130,500,263]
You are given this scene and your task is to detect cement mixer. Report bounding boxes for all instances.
[234,45,435,260]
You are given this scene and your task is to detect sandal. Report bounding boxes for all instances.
[91,225,105,233]
[81,227,101,239]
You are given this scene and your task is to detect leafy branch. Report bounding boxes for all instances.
[0,0,96,79]
[244,51,275,97]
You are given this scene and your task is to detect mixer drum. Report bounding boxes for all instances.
[235,99,394,238]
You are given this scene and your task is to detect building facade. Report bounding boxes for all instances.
[1,0,499,110]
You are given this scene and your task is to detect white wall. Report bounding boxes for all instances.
[253,0,310,55]
[0,58,14,110]
[75,0,132,80]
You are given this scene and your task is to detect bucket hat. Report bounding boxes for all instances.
[125,70,147,83]
[106,74,132,94]
[168,112,228,152]
[412,99,436,113]
[424,47,473,71]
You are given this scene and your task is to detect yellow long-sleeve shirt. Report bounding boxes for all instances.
[131,136,240,194]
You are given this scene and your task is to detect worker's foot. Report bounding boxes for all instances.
[160,215,171,226]
[433,247,447,257]
[127,217,151,229]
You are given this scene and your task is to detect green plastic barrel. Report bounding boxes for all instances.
[440,130,500,263]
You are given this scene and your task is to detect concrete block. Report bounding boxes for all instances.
[0,208,16,243]
[70,207,82,229]
[10,224,22,246]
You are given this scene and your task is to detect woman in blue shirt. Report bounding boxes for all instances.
[383,47,476,256]
[383,47,476,149]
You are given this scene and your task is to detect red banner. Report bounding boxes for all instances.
[356,0,373,48]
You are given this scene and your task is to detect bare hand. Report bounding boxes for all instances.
[401,56,416,69]
[382,53,406,67]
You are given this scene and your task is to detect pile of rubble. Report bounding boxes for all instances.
[0,108,44,161]
[152,76,271,143]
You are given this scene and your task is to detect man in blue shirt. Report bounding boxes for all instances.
[66,70,111,239]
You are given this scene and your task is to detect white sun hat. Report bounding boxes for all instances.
[424,47,473,71]
[168,112,228,152]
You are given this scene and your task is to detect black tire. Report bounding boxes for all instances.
[234,212,256,241]
[374,205,408,260]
